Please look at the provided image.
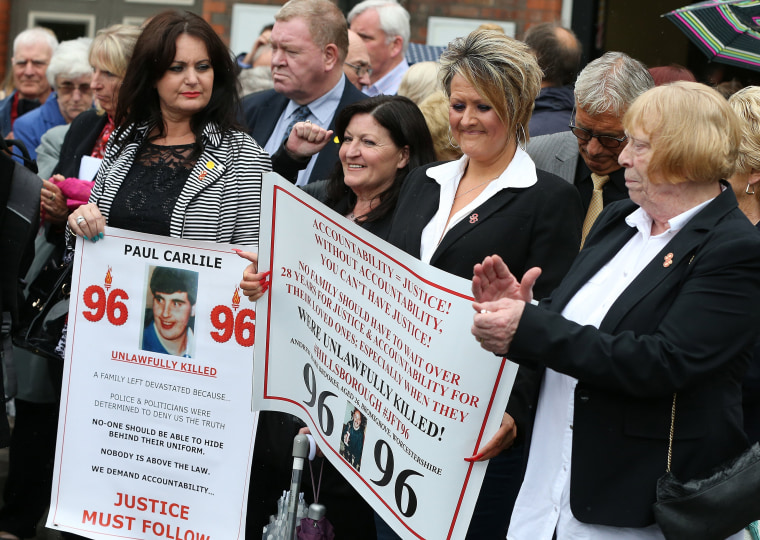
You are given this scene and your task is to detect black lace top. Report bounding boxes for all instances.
[108,143,196,236]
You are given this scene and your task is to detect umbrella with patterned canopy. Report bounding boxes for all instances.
[663,0,760,71]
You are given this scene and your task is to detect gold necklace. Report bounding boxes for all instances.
[454,178,494,200]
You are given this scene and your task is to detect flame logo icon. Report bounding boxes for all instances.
[232,287,241,311]
[104,267,113,291]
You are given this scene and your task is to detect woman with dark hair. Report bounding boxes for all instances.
[69,10,269,244]
[239,94,435,538]
[272,94,436,237]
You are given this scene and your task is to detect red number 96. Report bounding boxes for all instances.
[82,286,129,326]
[210,306,255,347]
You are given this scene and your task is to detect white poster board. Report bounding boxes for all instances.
[47,229,257,540]
[254,173,518,539]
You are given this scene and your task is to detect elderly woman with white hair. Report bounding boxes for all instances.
[12,37,93,160]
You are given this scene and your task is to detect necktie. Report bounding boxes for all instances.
[283,105,311,144]
[580,173,609,249]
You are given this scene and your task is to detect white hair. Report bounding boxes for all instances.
[348,0,410,55]
[13,27,58,57]
[574,51,654,117]
[47,37,93,88]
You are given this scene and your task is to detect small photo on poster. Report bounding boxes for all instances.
[339,403,367,471]
[140,265,198,358]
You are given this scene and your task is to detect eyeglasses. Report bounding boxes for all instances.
[345,62,373,78]
[568,106,627,149]
[569,123,628,149]
[57,81,93,95]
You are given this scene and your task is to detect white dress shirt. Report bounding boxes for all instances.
[363,59,409,96]
[508,195,743,540]
[418,149,538,264]
[264,77,345,186]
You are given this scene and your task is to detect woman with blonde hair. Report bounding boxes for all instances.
[397,60,439,105]
[38,24,142,208]
[728,86,760,447]
[418,90,463,161]
[382,29,583,539]
[473,81,757,539]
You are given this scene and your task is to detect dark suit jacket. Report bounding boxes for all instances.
[386,162,583,298]
[508,184,760,527]
[53,109,108,178]
[527,131,630,212]
[241,76,366,184]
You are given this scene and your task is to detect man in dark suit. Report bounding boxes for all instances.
[527,52,654,246]
[241,0,366,186]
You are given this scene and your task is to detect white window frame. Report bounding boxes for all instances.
[123,16,148,27]
[124,0,194,5]
[426,16,517,46]
[230,4,281,57]
[27,11,96,38]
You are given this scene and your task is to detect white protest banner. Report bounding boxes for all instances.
[254,173,518,540]
[47,229,257,540]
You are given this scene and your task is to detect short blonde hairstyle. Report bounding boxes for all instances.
[729,86,760,178]
[623,81,740,185]
[418,90,463,161]
[90,24,141,79]
[439,29,541,147]
[397,61,439,105]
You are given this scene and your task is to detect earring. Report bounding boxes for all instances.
[516,124,527,151]
[447,126,460,149]
[747,182,755,195]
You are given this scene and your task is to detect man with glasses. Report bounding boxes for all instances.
[0,27,59,138]
[348,0,409,96]
[528,52,654,245]
[344,29,373,90]
[13,38,93,161]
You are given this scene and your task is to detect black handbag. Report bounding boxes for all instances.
[12,253,72,362]
[653,393,760,540]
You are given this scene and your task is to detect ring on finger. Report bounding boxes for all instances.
[76,216,86,225]
[49,194,55,202]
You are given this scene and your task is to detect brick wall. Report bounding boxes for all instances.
[0,0,11,88]
[203,0,563,45]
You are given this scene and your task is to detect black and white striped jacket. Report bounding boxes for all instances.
[90,122,271,246]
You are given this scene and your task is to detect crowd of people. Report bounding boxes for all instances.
[1,0,760,539]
